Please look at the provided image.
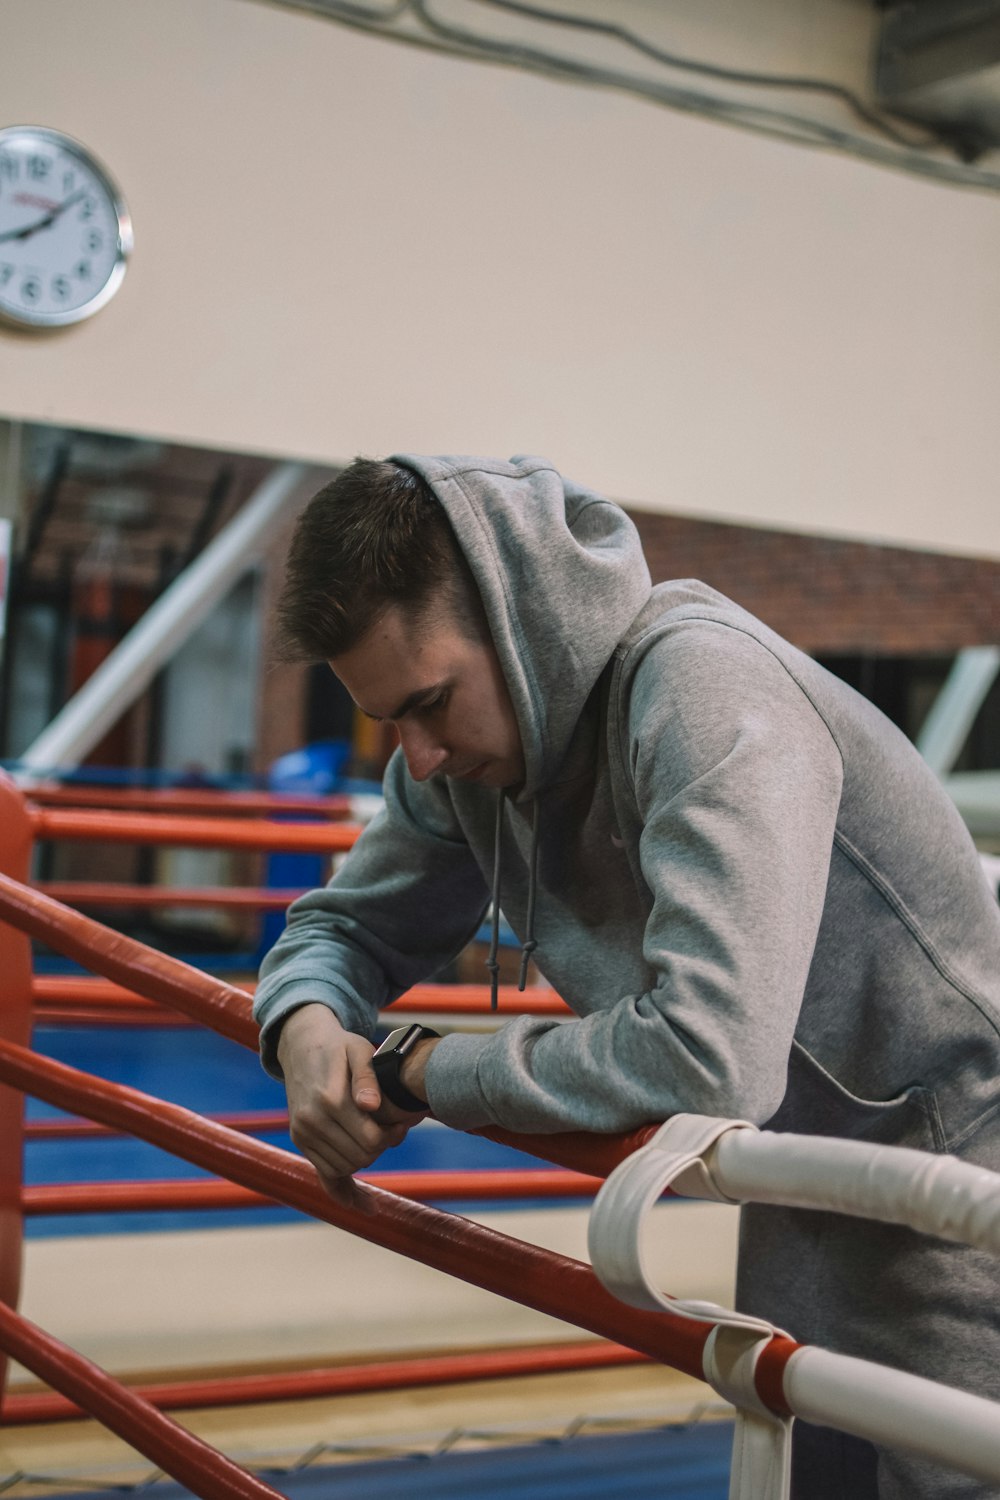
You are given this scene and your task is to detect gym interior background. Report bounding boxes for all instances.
[1,1,999,1493]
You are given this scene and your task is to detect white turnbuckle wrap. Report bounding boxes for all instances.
[588,1115,793,1500]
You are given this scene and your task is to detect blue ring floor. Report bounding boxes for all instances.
[43,1418,733,1499]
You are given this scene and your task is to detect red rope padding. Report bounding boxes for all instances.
[30,974,572,1020]
[0,873,258,1048]
[22,1166,603,1214]
[27,806,360,853]
[0,872,802,1414]
[26,784,351,818]
[5,878,575,1055]
[4,872,653,1182]
[0,1301,282,1498]
[3,1339,647,1425]
[0,1038,745,1395]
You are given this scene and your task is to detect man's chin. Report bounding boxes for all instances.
[449,758,524,791]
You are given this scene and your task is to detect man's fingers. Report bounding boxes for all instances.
[347,1039,381,1112]
[291,1115,379,1176]
[278,1020,420,1198]
[313,1163,363,1207]
[290,1106,406,1177]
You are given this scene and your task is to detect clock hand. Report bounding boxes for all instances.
[0,189,88,245]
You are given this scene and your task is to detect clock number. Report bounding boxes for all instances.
[52,276,71,302]
[75,260,91,280]
[21,276,41,303]
[27,155,50,181]
[0,155,17,181]
[79,197,96,221]
[62,170,76,193]
[0,265,13,286]
[86,230,102,252]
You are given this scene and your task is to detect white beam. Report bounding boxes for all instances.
[916,647,1000,776]
[18,462,309,775]
[943,771,1000,840]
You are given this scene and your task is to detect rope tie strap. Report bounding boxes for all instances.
[588,1114,793,1500]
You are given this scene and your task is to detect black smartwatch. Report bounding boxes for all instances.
[371,1024,440,1112]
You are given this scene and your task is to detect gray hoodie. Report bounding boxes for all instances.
[255,454,1000,1156]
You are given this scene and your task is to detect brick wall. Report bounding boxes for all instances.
[628,510,1000,656]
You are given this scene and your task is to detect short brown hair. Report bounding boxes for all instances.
[276,458,487,662]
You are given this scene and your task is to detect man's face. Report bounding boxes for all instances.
[329,604,525,791]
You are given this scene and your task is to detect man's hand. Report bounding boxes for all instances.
[277,1004,415,1196]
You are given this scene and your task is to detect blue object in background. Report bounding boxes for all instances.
[267,740,353,797]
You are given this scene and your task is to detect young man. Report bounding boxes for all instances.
[256,454,1000,1499]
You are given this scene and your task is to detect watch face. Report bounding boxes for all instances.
[375,1026,415,1056]
[0,125,132,329]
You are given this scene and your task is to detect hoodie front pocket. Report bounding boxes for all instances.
[766,1040,945,1152]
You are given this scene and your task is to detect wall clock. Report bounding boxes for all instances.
[0,125,132,330]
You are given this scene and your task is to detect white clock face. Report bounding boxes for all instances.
[0,126,132,329]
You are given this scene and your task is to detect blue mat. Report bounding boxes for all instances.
[44,1420,733,1499]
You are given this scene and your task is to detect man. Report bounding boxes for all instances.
[255,453,1000,1499]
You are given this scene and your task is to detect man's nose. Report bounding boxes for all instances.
[398,723,448,782]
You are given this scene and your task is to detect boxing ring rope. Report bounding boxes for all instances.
[4,889,1000,1495]
[26,805,361,853]
[6,1338,648,1427]
[22,790,569,1025]
[0,1026,770,1418]
[22,783,352,818]
[31,975,569,1028]
[5,777,1000,1492]
[0,1301,284,1500]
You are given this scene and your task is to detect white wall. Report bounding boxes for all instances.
[1,0,999,557]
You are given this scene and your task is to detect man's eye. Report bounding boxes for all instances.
[423,693,448,714]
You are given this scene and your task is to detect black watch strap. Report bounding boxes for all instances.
[372,1024,439,1112]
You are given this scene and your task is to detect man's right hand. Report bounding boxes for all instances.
[276,1003,411,1196]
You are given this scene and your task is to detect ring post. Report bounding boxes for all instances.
[0,771,34,1408]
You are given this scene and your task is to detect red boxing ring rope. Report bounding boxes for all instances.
[0,1036,779,1392]
[0,1299,284,1499]
[4,1338,647,1426]
[30,975,571,1029]
[23,783,351,818]
[7,775,1000,1489]
[27,805,361,853]
[0,816,785,1496]
[23,1166,604,1213]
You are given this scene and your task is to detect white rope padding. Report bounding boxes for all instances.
[785,1347,1000,1487]
[709,1128,1000,1253]
[588,1116,793,1500]
[588,1113,1000,1495]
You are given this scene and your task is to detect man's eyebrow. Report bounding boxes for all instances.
[359,685,444,723]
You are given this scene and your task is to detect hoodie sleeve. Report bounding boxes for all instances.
[424,620,845,1132]
[254,747,490,1077]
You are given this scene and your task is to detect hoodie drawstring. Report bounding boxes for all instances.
[486,789,505,1011]
[486,790,540,1010]
[518,797,540,991]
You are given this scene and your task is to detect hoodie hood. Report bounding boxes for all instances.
[391,454,652,800]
